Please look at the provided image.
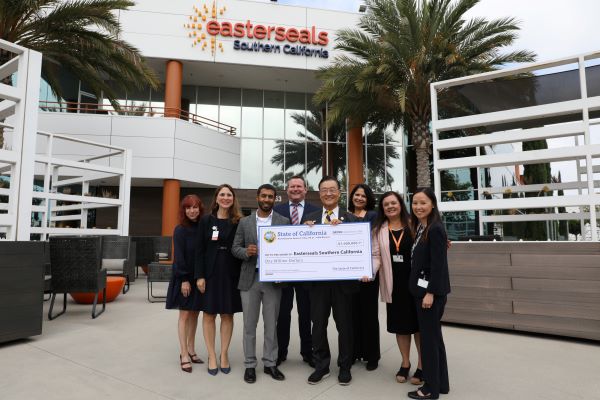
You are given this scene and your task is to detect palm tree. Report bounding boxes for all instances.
[314,0,535,189]
[0,0,158,146]
[269,108,399,190]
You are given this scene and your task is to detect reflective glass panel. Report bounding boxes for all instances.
[264,91,284,139]
[285,92,306,140]
[386,146,404,193]
[240,139,262,189]
[197,86,219,124]
[220,88,241,131]
[306,142,324,190]
[181,85,196,115]
[285,140,305,179]
[241,89,263,138]
[263,140,284,189]
[306,100,325,141]
[365,145,386,193]
[150,84,165,117]
[330,143,347,188]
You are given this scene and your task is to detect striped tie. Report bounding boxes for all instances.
[291,203,299,225]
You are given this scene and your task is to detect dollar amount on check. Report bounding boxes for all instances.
[258,222,373,282]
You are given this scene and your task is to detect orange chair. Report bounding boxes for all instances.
[70,276,126,304]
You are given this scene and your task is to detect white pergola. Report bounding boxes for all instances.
[0,39,131,240]
[430,51,600,241]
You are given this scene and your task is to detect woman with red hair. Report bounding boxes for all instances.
[166,194,205,373]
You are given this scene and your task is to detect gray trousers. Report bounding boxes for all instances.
[240,274,282,368]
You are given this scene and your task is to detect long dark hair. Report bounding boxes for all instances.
[410,187,444,241]
[348,183,376,212]
[178,194,204,227]
[209,184,242,224]
[373,191,411,236]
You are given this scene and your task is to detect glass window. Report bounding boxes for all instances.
[263,140,284,189]
[285,92,306,140]
[330,143,347,188]
[240,139,262,189]
[149,84,165,117]
[365,124,384,144]
[196,86,219,125]
[306,101,325,141]
[306,142,324,190]
[264,90,284,139]
[386,146,404,193]
[365,145,387,193]
[285,140,305,178]
[241,89,263,138]
[219,88,241,132]
[181,85,196,115]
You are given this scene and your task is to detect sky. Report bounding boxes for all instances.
[278,0,600,63]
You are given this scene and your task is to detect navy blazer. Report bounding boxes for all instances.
[194,214,240,281]
[273,201,320,224]
[303,208,360,294]
[409,221,451,298]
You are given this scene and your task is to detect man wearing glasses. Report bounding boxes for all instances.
[303,176,359,386]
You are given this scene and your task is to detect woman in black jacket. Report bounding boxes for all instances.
[195,184,243,376]
[166,194,204,373]
[408,187,450,400]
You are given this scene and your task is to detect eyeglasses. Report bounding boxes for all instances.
[319,188,339,194]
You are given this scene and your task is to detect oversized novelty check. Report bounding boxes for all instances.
[257,222,373,282]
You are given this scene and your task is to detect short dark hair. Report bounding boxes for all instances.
[318,175,339,190]
[257,183,277,196]
[287,175,306,187]
[348,183,376,212]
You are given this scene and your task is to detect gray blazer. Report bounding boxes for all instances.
[232,211,290,291]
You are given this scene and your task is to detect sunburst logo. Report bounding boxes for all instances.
[184,1,225,55]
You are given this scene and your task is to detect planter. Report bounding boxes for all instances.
[70,276,126,304]
[0,242,45,343]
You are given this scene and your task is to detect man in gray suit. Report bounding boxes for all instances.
[232,183,289,384]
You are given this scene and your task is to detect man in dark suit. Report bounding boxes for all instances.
[304,176,359,386]
[273,175,319,367]
[232,184,289,384]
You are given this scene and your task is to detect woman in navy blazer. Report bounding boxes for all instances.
[407,187,450,400]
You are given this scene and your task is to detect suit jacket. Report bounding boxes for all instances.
[303,208,360,294]
[194,214,240,281]
[409,221,451,298]
[273,201,320,224]
[231,210,290,291]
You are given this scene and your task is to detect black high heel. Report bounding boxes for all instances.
[189,353,204,364]
[207,356,218,376]
[396,363,410,383]
[180,355,192,373]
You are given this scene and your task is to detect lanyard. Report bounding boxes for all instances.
[388,226,405,253]
[411,224,425,262]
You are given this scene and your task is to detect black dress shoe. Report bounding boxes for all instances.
[302,355,315,368]
[244,368,256,384]
[276,355,286,366]
[338,369,352,385]
[307,369,330,384]
[366,360,378,371]
[264,366,285,381]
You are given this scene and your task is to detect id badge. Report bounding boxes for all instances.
[392,254,404,263]
[417,278,429,289]
[211,230,219,241]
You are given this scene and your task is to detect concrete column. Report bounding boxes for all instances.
[164,60,182,118]
[347,120,364,193]
[161,179,180,237]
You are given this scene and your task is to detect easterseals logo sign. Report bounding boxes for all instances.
[263,231,277,244]
[184,1,330,58]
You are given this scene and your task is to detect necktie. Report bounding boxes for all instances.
[291,203,299,225]
[325,210,333,224]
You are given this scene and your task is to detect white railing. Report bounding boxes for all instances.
[431,51,600,241]
[0,39,41,240]
[0,39,131,240]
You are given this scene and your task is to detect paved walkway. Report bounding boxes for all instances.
[1,280,599,400]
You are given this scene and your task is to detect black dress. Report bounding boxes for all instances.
[202,218,242,314]
[386,229,418,334]
[349,210,381,364]
[166,223,202,311]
